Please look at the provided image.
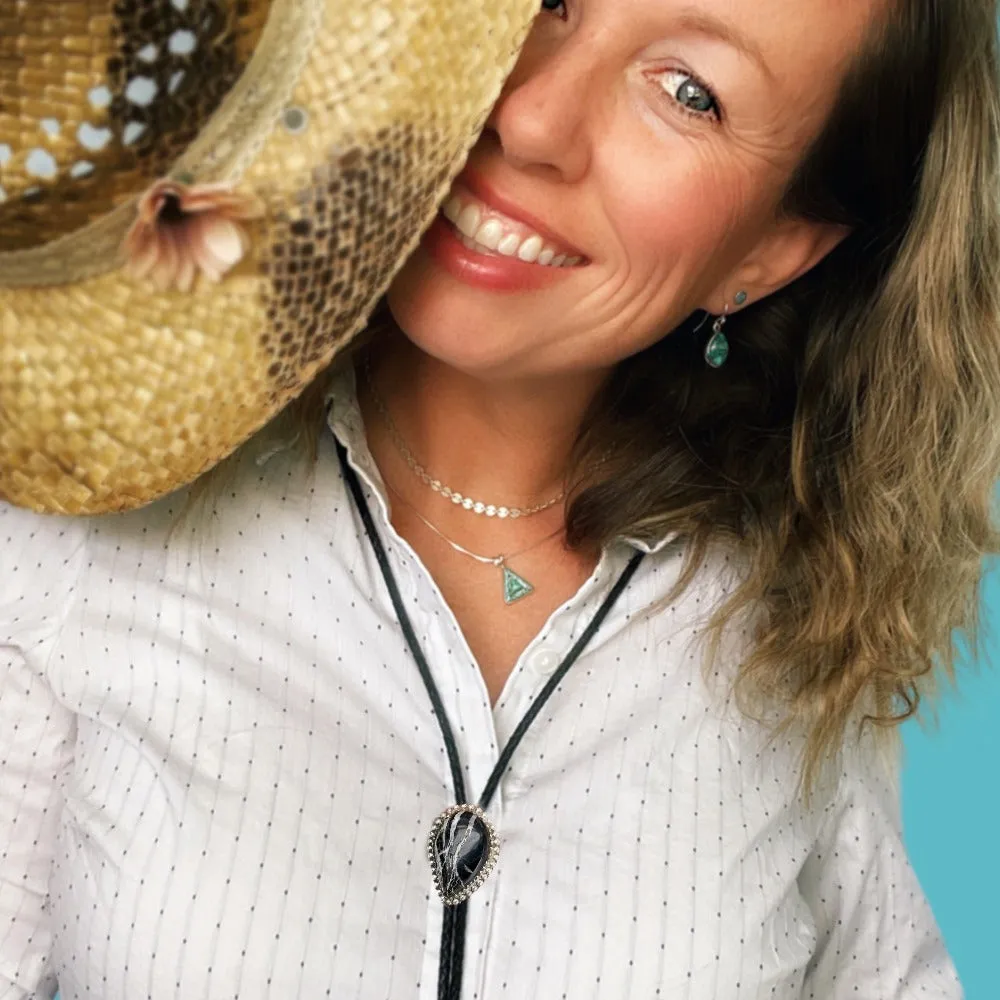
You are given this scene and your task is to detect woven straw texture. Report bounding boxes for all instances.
[0,0,537,514]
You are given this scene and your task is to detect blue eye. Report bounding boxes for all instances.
[659,70,720,120]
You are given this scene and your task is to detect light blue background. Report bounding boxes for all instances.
[902,556,1000,1000]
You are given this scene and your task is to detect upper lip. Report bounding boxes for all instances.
[456,168,588,260]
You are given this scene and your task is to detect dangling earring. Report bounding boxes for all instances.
[704,291,747,369]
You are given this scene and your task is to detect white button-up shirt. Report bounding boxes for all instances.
[0,364,963,999]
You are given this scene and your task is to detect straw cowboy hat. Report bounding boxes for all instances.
[0,0,538,514]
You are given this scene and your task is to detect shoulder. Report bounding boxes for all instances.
[0,501,92,648]
[834,710,905,829]
[0,416,357,651]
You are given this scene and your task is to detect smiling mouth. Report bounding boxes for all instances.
[441,189,586,268]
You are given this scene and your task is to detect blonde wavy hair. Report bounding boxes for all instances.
[180,0,1000,800]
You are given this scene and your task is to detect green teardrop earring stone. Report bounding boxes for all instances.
[704,328,729,368]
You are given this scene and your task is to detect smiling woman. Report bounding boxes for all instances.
[3,0,1000,998]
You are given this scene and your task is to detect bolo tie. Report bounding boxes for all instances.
[336,440,645,1000]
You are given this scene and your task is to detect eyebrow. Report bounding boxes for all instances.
[672,7,776,82]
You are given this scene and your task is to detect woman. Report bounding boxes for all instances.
[1,0,995,996]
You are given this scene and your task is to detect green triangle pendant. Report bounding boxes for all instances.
[502,564,534,604]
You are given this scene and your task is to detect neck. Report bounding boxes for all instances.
[358,328,609,509]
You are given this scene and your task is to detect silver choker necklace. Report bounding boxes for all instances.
[364,355,566,519]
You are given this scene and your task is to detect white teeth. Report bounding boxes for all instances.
[459,231,494,254]
[443,196,463,224]
[517,234,543,263]
[475,218,504,250]
[441,191,585,267]
[457,203,482,238]
[496,233,520,256]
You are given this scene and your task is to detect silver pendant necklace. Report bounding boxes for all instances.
[383,476,563,605]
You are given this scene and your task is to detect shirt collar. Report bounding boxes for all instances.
[623,531,680,555]
[324,361,681,556]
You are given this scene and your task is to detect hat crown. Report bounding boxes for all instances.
[0,0,268,252]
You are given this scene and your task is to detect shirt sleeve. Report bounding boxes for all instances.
[797,722,964,999]
[0,502,90,1000]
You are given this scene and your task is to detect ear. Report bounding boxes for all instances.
[703,215,850,314]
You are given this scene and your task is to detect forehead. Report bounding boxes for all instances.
[665,0,884,80]
[744,0,881,68]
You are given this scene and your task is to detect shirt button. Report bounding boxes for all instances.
[529,647,561,675]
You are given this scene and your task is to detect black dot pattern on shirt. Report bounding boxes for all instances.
[0,369,964,999]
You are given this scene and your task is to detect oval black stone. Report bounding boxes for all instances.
[433,809,489,897]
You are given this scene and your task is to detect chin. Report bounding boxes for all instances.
[385,256,539,379]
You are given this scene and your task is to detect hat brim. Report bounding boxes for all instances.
[0,0,539,514]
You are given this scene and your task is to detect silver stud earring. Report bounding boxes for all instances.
[704,291,747,368]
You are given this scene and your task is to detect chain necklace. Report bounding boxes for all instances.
[383,475,564,605]
[364,354,566,519]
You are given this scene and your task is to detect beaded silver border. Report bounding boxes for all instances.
[427,804,500,906]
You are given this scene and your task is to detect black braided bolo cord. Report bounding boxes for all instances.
[336,440,645,1000]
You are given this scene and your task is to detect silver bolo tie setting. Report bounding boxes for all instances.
[427,804,501,905]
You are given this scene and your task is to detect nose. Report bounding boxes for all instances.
[484,25,598,184]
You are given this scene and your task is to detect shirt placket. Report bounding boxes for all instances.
[466,545,631,1000]
[389,534,505,1000]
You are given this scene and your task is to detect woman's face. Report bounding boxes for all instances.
[386,0,880,381]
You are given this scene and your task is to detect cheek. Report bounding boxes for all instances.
[601,143,754,293]
[557,147,756,365]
